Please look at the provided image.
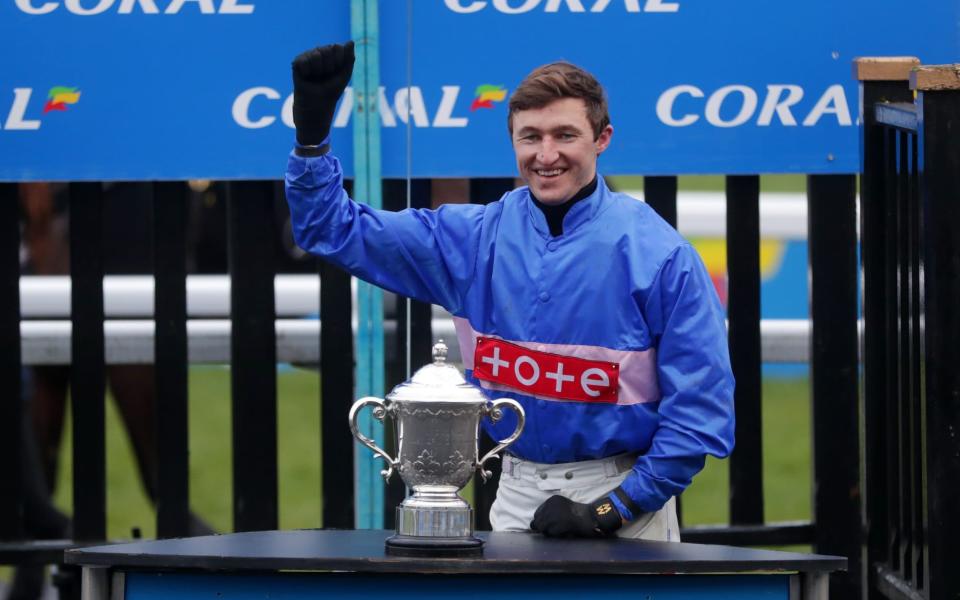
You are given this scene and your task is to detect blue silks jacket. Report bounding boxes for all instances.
[285,148,735,517]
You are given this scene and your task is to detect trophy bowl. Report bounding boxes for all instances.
[349,341,525,557]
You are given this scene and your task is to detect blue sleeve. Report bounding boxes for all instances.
[619,243,736,514]
[608,493,635,522]
[284,149,485,313]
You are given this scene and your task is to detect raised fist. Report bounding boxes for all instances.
[291,41,355,146]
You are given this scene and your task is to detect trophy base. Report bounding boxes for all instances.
[386,499,482,557]
[395,499,474,537]
[385,533,483,557]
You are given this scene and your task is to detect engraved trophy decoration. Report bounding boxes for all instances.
[349,340,525,557]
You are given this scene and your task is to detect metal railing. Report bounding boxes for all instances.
[17,274,816,365]
[857,57,960,600]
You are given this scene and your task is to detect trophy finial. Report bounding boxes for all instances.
[432,340,448,364]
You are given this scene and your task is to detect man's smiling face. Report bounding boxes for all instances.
[511,97,613,206]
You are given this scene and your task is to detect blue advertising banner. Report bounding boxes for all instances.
[0,0,956,180]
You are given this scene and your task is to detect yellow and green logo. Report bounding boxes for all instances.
[471,84,507,111]
[44,86,81,114]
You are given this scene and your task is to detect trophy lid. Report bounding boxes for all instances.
[386,340,487,404]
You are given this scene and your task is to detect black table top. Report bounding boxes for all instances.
[65,529,846,575]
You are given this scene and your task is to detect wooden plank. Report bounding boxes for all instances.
[853,57,920,82]
[910,64,960,91]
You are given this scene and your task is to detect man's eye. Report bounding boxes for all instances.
[558,133,576,140]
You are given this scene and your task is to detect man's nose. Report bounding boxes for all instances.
[537,139,559,163]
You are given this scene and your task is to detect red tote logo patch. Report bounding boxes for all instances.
[473,337,619,403]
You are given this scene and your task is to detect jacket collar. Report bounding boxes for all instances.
[526,175,609,238]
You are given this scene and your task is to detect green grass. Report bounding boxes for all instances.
[74,369,811,531]
[47,366,323,540]
[2,369,811,581]
[681,377,811,526]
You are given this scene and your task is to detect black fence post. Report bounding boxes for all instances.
[319,258,355,529]
[644,176,678,229]
[913,67,960,600]
[854,56,919,600]
[69,182,107,541]
[314,178,355,530]
[894,127,918,591]
[907,129,924,596]
[153,182,190,539]
[807,173,860,598]
[882,124,903,583]
[227,181,278,532]
[0,184,23,541]
[725,174,764,526]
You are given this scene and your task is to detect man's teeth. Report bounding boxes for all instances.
[536,169,563,177]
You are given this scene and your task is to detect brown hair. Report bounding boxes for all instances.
[508,62,610,140]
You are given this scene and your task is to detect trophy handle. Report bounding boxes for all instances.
[477,398,525,483]
[348,396,398,481]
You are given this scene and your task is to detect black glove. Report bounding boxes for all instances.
[530,495,623,538]
[291,41,355,146]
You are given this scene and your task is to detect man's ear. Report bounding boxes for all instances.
[595,124,613,155]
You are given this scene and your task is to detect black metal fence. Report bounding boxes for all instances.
[857,59,960,600]
[0,173,862,598]
[8,59,959,598]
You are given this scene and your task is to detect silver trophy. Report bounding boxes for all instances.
[349,340,525,556]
